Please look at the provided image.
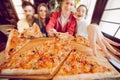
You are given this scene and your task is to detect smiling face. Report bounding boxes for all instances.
[23,5,35,20]
[76,5,87,20]
[38,6,47,19]
[61,0,75,14]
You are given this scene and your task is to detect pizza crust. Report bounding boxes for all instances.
[5,29,16,58]
[53,71,118,80]
[5,29,30,59]
[1,68,51,75]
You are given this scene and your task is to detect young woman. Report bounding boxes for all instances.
[74,5,89,37]
[37,3,50,37]
[46,0,76,36]
[75,4,120,58]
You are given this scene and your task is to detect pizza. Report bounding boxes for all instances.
[0,38,55,75]
[55,33,75,42]
[53,43,119,80]
[5,29,30,59]
[5,23,43,59]
[21,23,43,38]
[0,37,73,78]
[75,35,89,47]
[0,33,119,79]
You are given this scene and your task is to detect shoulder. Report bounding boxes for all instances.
[51,10,61,18]
[17,19,27,24]
[69,13,76,21]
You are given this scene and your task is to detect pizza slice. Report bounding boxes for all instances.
[5,29,30,59]
[0,37,75,80]
[21,23,43,38]
[50,37,74,75]
[53,44,119,80]
[0,38,55,75]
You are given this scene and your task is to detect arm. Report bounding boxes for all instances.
[87,24,120,58]
[17,19,29,33]
[46,12,58,33]
[46,12,58,37]
[67,17,76,35]
[17,20,23,33]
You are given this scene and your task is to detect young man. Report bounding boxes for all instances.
[46,0,76,36]
[17,1,39,33]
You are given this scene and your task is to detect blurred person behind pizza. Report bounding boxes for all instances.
[37,3,50,37]
[46,0,76,37]
[17,1,39,33]
[74,4,120,58]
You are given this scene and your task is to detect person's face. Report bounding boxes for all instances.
[76,6,87,19]
[38,6,47,19]
[62,0,75,13]
[23,5,35,19]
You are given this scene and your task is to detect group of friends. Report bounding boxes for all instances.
[17,0,120,59]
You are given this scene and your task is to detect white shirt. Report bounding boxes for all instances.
[61,15,69,28]
[76,18,89,37]
[17,19,30,33]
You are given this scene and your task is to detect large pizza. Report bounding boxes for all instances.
[0,33,119,79]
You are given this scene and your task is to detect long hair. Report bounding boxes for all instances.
[37,3,50,19]
[37,3,50,28]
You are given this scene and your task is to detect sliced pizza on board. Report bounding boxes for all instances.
[53,43,120,80]
[0,38,73,79]
[1,38,54,75]
[5,29,30,59]
[51,37,74,75]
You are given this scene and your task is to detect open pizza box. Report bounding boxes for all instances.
[0,38,120,80]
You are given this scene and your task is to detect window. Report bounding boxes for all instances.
[99,0,120,39]
[12,0,34,20]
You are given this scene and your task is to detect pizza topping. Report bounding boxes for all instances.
[39,56,43,61]
[50,53,54,57]
[8,48,15,55]
[32,50,36,53]
[33,62,39,69]
[9,48,14,52]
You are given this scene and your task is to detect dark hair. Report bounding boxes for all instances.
[22,1,35,9]
[77,4,88,15]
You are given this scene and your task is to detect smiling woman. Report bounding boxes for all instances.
[37,3,50,37]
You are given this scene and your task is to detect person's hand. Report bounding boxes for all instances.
[87,24,120,59]
[48,29,58,37]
